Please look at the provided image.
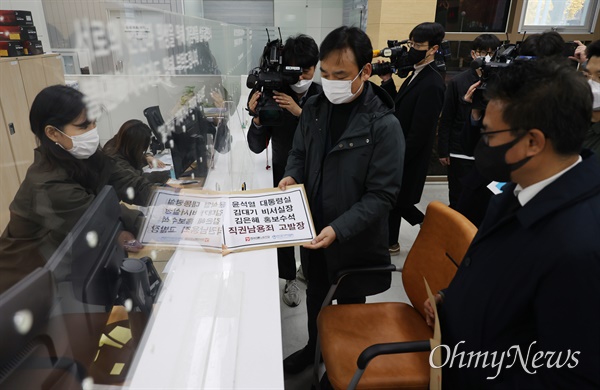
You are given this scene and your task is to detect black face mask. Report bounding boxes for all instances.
[473,134,532,182]
[407,47,427,65]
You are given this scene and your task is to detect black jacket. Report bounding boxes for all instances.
[0,149,146,293]
[247,83,322,186]
[438,68,479,158]
[284,81,404,297]
[583,121,600,161]
[441,152,600,389]
[382,63,445,206]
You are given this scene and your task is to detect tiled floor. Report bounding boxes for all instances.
[280,182,450,389]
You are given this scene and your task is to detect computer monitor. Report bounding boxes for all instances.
[0,267,84,389]
[170,106,211,179]
[143,106,168,154]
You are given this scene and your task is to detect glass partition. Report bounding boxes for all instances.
[43,1,257,193]
[1,1,351,387]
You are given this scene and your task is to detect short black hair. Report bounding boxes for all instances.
[472,34,501,52]
[319,26,373,71]
[283,34,319,69]
[486,58,590,155]
[586,39,600,59]
[519,31,564,58]
[409,22,445,48]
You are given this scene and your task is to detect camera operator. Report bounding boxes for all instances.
[379,22,446,254]
[455,32,569,226]
[438,34,501,209]
[246,34,322,308]
[519,30,565,58]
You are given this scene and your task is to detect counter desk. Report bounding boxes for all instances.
[126,82,284,389]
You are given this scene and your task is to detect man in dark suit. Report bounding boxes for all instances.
[380,22,446,253]
[425,58,600,388]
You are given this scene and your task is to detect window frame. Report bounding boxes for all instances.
[518,0,600,34]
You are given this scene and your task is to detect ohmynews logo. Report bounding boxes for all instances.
[429,341,580,380]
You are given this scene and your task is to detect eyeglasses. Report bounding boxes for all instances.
[474,50,495,57]
[480,128,515,145]
[407,41,429,50]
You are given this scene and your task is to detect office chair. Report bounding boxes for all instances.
[143,106,167,153]
[315,201,477,390]
[0,268,86,389]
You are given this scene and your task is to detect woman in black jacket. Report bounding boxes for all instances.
[0,86,149,293]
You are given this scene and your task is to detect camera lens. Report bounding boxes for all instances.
[371,62,392,76]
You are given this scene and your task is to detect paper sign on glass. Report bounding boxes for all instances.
[139,190,226,250]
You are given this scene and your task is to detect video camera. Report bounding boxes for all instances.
[246,28,302,126]
[470,41,522,110]
[371,39,451,78]
[371,39,411,78]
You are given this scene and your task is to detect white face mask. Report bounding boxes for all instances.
[589,79,600,111]
[290,78,313,94]
[56,126,100,159]
[321,67,364,105]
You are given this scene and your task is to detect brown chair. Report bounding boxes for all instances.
[315,201,477,390]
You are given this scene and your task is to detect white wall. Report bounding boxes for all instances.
[274,0,343,47]
[2,0,52,54]
[183,0,204,18]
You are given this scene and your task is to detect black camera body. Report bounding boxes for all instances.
[372,39,452,78]
[471,42,521,110]
[246,37,302,126]
[434,40,452,73]
[371,39,413,78]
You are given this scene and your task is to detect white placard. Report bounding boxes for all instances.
[138,185,315,253]
[223,186,315,251]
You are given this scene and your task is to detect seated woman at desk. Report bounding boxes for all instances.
[0,85,150,293]
[104,120,170,185]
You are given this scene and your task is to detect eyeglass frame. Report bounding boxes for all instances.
[407,41,430,50]
[474,49,495,57]
[480,128,528,145]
